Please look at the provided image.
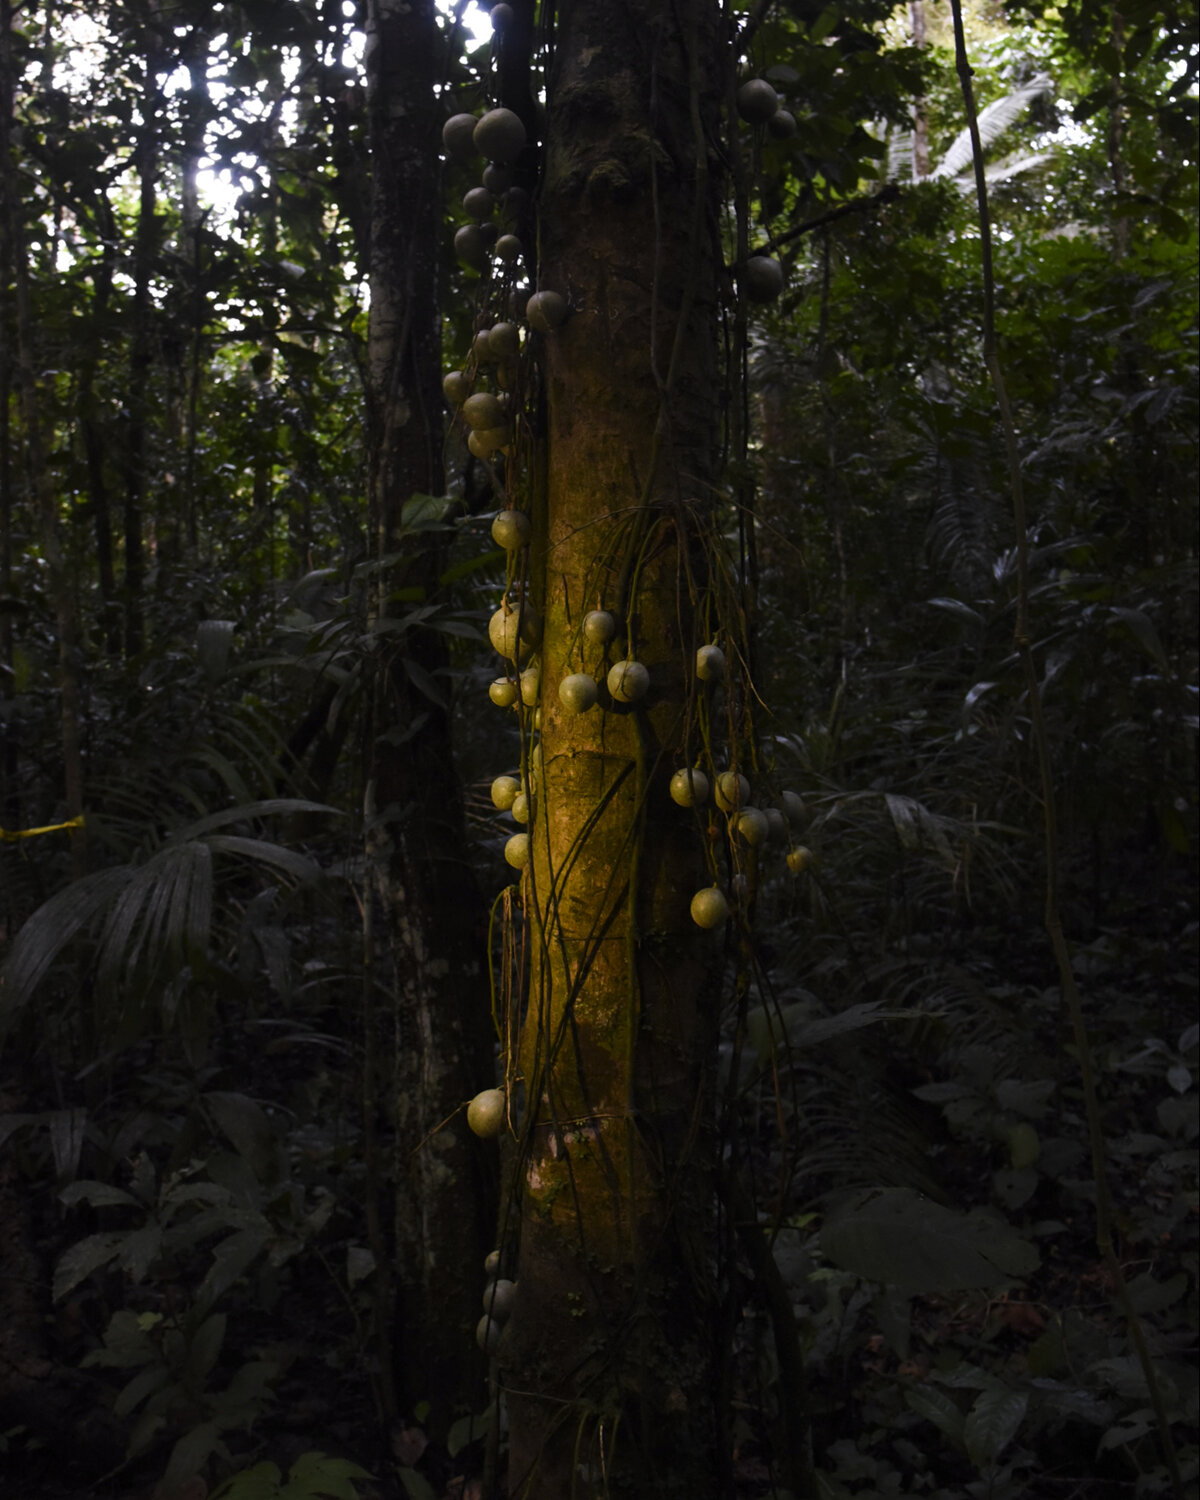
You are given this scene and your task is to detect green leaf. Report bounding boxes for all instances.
[205,835,322,884]
[204,1092,282,1184]
[1126,1271,1189,1315]
[820,1188,1039,1293]
[396,1468,437,1500]
[964,1386,1027,1468]
[186,1313,228,1386]
[114,1361,171,1418]
[447,1405,492,1457]
[210,1461,284,1500]
[53,1230,127,1302]
[904,1384,965,1447]
[198,1227,272,1307]
[398,492,451,532]
[283,1451,375,1499]
[1109,606,1169,670]
[160,1421,226,1494]
[60,1179,141,1210]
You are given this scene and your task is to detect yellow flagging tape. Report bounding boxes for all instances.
[0,815,85,843]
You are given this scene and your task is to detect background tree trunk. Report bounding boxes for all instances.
[362,0,494,1440]
[502,1,725,1493]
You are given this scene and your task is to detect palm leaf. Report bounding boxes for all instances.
[932,74,1053,181]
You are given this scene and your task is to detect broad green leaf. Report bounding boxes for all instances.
[904,1384,965,1446]
[60,1179,141,1210]
[53,1230,127,1302]
[204,1092,282,1183]
[168,799,341,842]
[117,1223,164,1282]
[447,1405,492,1457]
[114,1361,171,1418]
[964,1387,1027,1468]
[160,1421,226,1494]
[210,1461,284,1500]
[198,1227,272,1307]
[820,1188,1039,1293]
[205,835,322,884]
[397,1468,437,1500]
[185,1313,228,1386]
[284,1451,375,1499]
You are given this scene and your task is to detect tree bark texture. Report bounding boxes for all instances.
[363,0,494,1438]
[501,1,726,1494]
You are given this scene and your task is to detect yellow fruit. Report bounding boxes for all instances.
[582,609,616,644]
[467,1087,506,1137]
[690,887,729,929]
[786,846,816,874]
[735,808,768,846]
[490,775,519,810]
[558,673,598,714]
[489,678,519,708]
[511,792,530,824]
[714,771,750,811]
[504,832,530,869]
[607,659,649,703]
[519,666,540,706]
[492,509,531,550]
[696,644,725,681]
[669,768,710,807]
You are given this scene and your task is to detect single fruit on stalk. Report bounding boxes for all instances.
[463,391,504,430]
[736,78,780,123]
[715,771,750,811]
[442,112,479,161]
[463,186,494,218]
[735,807,769,846]
[495,233,522,263]
[490,1,514,27]
[468,426,510,459]
[526,290,567,331]
[582,609,616,644]
[742,255,784,303]
[786,845,816,873]
[489,601,541,659]
[690,886,729,928]
[781,790,806,824]
[489,677,518,708]
[442,369,470,406]
[519,666,540,706]
[471,329,495,364]
[510,792,530,824]
[504,832,530,869]
[768,108,797,139]
[492,509,531,550]
[488,321,520,358]
[467,1087,506,1137]
[490,774,519,810]
[474,107,526,163]
[454,224,487,269]
[607,659,649,703]
[481,1278,517,1320]
[764,807,787,842]
[670,768,710,807]
[484,1249,501,1277]
[696,643,725,681]
[476,1314,503,1353]
[483,163,513,194]
[558,673,598,715]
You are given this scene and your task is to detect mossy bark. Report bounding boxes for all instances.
[502,1,725,1494]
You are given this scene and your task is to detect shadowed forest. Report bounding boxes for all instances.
[0,0,1196,1496]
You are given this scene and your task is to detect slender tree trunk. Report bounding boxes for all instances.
[362,0,493,1440]
[78,200,119,652]
[502,1,724,1494]
[0,0,84,875]
[909,0,930,179]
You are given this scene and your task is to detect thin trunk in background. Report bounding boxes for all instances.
[909,0,930,179]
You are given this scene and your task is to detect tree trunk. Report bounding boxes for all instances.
[362,0,493,1440]
[501,1,725,1494]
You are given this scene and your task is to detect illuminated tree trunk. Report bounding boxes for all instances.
[502,0,725,1493]
[362,0,493,1438]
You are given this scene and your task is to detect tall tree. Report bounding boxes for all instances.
[491,0,728,1492]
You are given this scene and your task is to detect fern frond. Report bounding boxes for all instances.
[932,73,1053,181]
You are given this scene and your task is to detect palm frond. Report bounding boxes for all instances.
[932,74,1053,181]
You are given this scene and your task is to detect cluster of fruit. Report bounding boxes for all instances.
[476,1247,517,1354]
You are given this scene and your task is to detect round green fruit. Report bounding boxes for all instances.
[481,1278,517,1320]
[454,223,487,269]
[484,1249,501,1277]
[742,255,784,303]
[696,644,725,681]
[526,290,567,331]
[442,112,479,161]
[736,78,780,124]
[476,1313,503,1353]
[467,1087,506,1137]
[786,845,816,874]
[781,790,806,824]
[510,792,530,824]
[468,426,510,460]
[489,678,519,708]
[490,774,519,810]
[735,808,769,846]
[714,771,750,811]
[519,666,540,706]
[463,186,494,218]
[504,833,530,869]
[690,887,729,928]
[582,609,616,644]
[474,107,526,164]
[607,659,649,703]
[463,391,504,430]
[442,369,471,407]
[669,768,710,807]
[488,321,520,359]
[559,673,599,715]
[495,233,523,263]
[768,108,797,139]
[492,508,531,550]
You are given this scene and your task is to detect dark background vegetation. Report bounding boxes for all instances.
[0,0,1195,1495]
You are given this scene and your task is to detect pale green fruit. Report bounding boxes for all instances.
[495,233,522,263]
[786,845,816,874]
[714,771,750,811]
[476,1314,503,1353]
[463,186,494,218]
[669,768,710,807]
[511,792,530,824]
[690,887,729,928]
[488,321,520,358]
[489,678,519,708]
[696,644,725,681]
[442,369,471,406]
[526,290,567,331]
[768,108,797,139]
[483,163,513,194]
[736,78,779,123]
[442,112,479,161]
[558,673,598,715]
[490,774,520,810]
[463,392,504,430]
[468,425,511,459]
[489,604,541,660]
[582,609,617,644]
[743,255,784,304]
[504,832,530,869]
[481,1278,517,1320]
[519,666,540,706]
[492,509,531,550]
[781,790,806,824]
[764,807,787,842]
[735,808,769,846]
[483,1249,502,1277]
[472,329,495,363]
[474,107,526,164]
[454,224,486,269]
[607,659,649,703]
[467,1087,506,1137]
[1008,1122,1041,1170]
